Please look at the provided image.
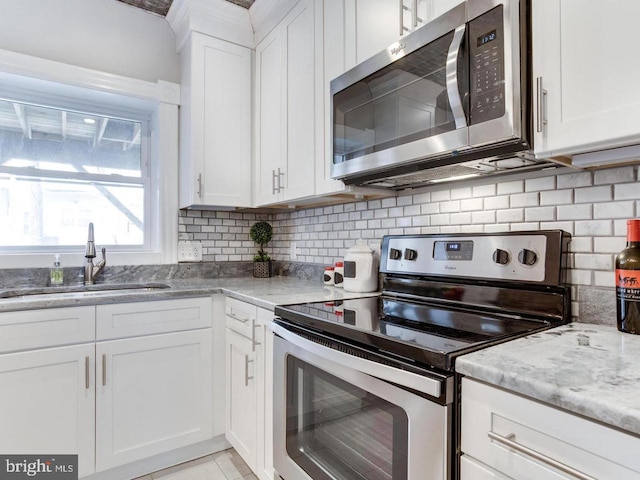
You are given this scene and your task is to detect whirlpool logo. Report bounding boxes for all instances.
[0,456,77,480]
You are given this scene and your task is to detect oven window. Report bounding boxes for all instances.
[286,356,409,480]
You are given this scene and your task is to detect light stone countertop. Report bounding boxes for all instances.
[456,323,640,436]
[0,276,379,313]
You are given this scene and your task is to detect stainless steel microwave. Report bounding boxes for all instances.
[330,0,549,189]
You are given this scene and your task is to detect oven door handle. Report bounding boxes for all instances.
[270,322,442,398]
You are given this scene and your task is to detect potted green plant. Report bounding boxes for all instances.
[250,221,273,278]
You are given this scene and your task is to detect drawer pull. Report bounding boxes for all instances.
[227,311,249,323]
[244,356,254,387]
[251,319,261,352]
[102,354,107,386]
[85,356,90,389]
[488,432,596,480]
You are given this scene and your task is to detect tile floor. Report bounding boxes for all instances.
[136,449,256,480]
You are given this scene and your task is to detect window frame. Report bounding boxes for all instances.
[0,49,180,268]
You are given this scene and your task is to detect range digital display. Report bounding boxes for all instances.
[446,242,461,252]
[477,29,497,47]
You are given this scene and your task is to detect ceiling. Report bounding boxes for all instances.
[115,0,255,16]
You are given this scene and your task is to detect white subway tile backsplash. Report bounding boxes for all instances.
[431,189,450,201]
[556,171,592,189]
[484,195,509,210]
[557,204,592,220]
[451,187,472,199]
[594,166,635,185]
[460,198,484,211]
[510,192,539,207]
[497,209,524,223]
[472,184,496,197]
[594,201,635,219]
[574,185,612,204]
[526,176,556,192]
[440,200,461,213]
[540,189,573,206]
[614,183,640,200]
[525,206,556,222]
[497,180,524,195]
[181,164,640,323]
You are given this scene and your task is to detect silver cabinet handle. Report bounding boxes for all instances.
[85,356,90,389]
[536,77,548,133]
[399,0,404,35]
[271,169,278,195]
[244,356,254,386]
[277,168,284,192]
[227,311,249,323]
[196,173,202,198]
[413,0,418,27]
[446,24,468,129]
[102,354,106,386]
[488,432,596,480]
[251,319,261,352]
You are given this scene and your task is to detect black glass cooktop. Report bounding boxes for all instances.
[275,296,552,371]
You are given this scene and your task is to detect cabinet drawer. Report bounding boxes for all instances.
[461,378,640,480]
[97,297,212,340]
[225,297,257,338]
[0,306,95,353]
[461,455,513,480]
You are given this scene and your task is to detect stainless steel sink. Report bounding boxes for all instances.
[0,282,171,299]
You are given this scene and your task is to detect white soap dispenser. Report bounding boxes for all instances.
[50,254,64,286]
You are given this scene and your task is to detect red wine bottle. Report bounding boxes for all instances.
[616,219,640,333]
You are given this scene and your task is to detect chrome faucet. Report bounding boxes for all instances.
[84,223,106,285]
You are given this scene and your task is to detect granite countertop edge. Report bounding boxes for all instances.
[456,323,640,437]
[0,276,379,312]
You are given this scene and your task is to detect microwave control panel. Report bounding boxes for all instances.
[469,5,506,125]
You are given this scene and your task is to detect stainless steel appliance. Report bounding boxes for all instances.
[330,0,555,189]
[272,230,571,480]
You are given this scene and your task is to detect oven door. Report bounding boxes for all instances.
[272,321,451,480]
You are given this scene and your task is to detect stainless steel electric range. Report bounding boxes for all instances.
[272,231,571,480]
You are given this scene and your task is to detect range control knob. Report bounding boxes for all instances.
[492,248,510,265]
[404,248,418,261]
[389,248,402,260]
[518,248,538,266]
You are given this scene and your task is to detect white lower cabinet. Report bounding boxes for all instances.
[0,297,217,479]
[461,377,640,480]
[225,298,275,480]
[95,329,213,472]
[0,343,96,477]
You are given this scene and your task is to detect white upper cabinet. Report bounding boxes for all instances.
[532,0,640,163]
[254,0,321,206]
[178,33,252,208]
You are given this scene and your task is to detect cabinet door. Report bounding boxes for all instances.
[281,0,318,202]
[0,344,95,477]
[95,329,213,471]
[180,33,252,208]
[225,327,257,471]
[349,0,404,65]
[533,0,640,159]
[255,308,275,480]
[254,28,284,206]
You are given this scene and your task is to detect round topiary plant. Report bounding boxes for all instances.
[250,221,273,262]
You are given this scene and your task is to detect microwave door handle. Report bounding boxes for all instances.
[446,24,467,129]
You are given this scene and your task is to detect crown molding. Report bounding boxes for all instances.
[167,0,254,51]
[249,0,300,45]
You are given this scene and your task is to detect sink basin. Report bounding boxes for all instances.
[0,282,171,299]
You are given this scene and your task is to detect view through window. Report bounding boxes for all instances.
[0,99,148,250]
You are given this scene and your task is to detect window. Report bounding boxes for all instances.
[0,98,150,251]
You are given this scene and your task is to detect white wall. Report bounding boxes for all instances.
[0,0,180,83]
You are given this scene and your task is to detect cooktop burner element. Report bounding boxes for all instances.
[275,231,571,372]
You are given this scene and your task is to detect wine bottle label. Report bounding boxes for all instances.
[616,269,640,301]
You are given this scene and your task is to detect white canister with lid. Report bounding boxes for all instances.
[342,240,379,293]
